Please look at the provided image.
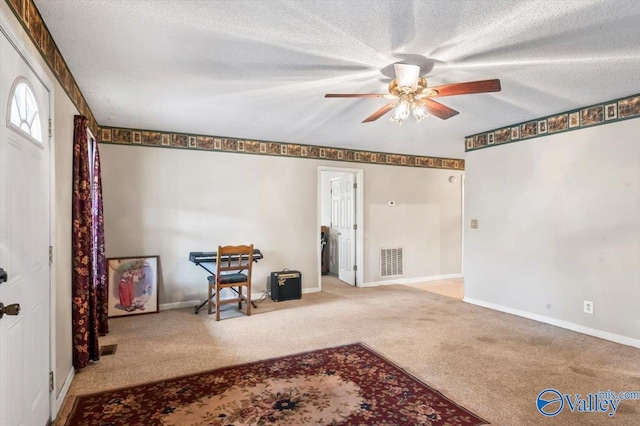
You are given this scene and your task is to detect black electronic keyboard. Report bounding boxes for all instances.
[189,249,263,265]
[189,249,264,313]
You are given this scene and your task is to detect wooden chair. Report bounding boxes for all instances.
[207,244,253,321]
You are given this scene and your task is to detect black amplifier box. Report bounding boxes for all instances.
[270,270,302,302]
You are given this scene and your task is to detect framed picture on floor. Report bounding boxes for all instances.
[107,255,160,317]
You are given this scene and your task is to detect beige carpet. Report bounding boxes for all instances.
[57,277,640,425]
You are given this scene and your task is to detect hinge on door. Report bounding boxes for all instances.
[353,265,357,271]
[48,119,53,138]
[353,224,357,230]
[49,246,53,265]
[49,371,54,392]
[353,182,357,189]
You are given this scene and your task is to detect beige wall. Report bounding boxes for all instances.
[1,1,78,399]
[464,119,640,343]
[99,144,463,304]
[364,167,463,283]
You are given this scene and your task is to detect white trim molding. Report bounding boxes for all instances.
[53,367,74,419]
[159,300,202,311]
[463,297,640,349]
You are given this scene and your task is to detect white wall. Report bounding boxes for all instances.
[100,144,463,304]
[464,119,640,344]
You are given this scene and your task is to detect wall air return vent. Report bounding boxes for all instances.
[379,247,404,277]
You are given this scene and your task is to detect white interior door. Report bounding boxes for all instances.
[335,174,355,285]
[0,29,51,426]
[329,178,340,274]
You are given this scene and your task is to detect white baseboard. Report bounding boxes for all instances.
[53,367,74,419]
[362,273,463,288]
[160,288,319,311]
[159,300,202,311]
[159,297,262,311]
[463,297,640,349]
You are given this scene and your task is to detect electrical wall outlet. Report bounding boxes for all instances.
[470,219,478,229]
[583,300,594,314]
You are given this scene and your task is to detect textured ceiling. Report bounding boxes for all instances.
[35,0,640,159]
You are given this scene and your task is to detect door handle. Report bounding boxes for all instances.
[0,302,21,319]
[0,268,7,284]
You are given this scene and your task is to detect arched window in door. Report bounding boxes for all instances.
[7,78,42,143]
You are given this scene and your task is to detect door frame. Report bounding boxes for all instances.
[317,166,364,290]
[460,173,465,296]
[0,8,57,421]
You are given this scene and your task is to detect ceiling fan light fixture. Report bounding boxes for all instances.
[390,100,411,124]
[412,103,428,122]
[394,63,420,91]
[324,65,500,124]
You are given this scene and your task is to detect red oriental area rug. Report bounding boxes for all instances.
[63,343,488,425]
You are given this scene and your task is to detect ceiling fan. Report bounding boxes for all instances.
[325,64,500,124]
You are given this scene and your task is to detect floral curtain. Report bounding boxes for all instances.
[92,138,109,336]
[72,115,108,369]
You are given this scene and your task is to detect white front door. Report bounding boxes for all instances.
[335,174,355,286]
[0,28,51,426]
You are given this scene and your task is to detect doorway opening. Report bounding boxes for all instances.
[317,167,364,291]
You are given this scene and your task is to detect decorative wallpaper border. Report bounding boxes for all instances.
[5,0,99,134]
[100,126,465,170]
[465,93,640,152]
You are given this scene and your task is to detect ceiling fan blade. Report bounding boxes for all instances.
[362,102,397,123]
[325,93,390,98]
[424,79,501,98]
[394,63,420,90]
[418,98,459,120]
